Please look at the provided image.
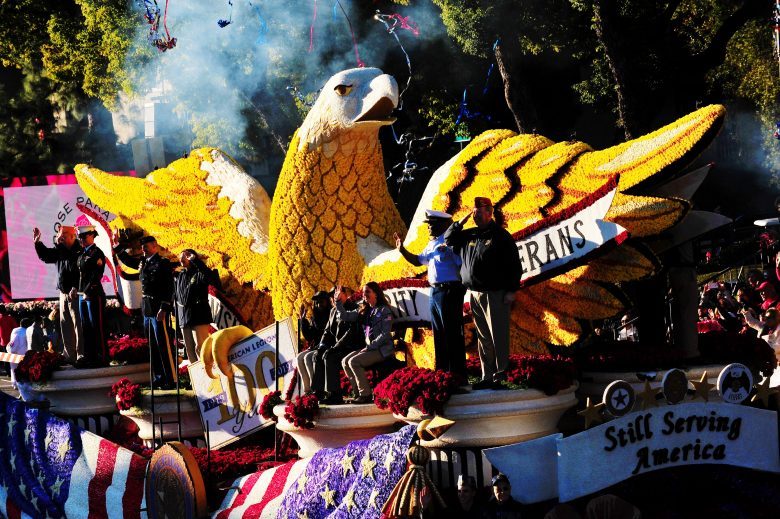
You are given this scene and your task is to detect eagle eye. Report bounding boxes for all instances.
[334,84,353,96]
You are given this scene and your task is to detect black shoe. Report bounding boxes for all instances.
[472,379,493,390]
[493,371,507,383]
[74,357,92,369]
[491,381,509,390]
[352,395,374,405]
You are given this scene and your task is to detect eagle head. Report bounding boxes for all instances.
[297,67,399,151]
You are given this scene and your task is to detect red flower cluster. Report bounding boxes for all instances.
[260,390,283,421]
[107,334,149,364]
[178,365,192,390]
[283,394,320,429]
[110,378,142,411]
[15,350,62,383]
[373,367,462,416]
[188,445,280,485]
[466,354,577,395]
[339,368,379,396]
[698,331,776,378]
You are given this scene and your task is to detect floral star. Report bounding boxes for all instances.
[320,484,336,508]
[24,426,31,444]
[383,449,396,472]
[361,452,377,480]
[636,381,661,410]
[340,451,356,477]
[44,431,54,451]
[18,480,27,497]
[296,473,308,494]
[52,476,64,497]
[57,438,71,463]
[367,488,380,509]
[577,397,605,429]
[343,489,356,511]
[9,452,16,470]
[30,495,38,510]
[8,414,17,431]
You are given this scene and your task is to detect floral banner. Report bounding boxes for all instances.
[189,318,298,449]
[484,403,780,503]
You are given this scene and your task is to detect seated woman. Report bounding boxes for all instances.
[335,282,394,404]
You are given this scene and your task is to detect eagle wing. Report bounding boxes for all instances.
[367,105,725,354]
[75,148,274,329]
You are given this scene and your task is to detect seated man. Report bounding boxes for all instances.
[296,290,334,395]
[319,287,360,405]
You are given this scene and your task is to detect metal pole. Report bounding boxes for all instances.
[148,320,156,451]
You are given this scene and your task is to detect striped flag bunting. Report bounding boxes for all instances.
[215,425,416,518]
[0,392,148,518]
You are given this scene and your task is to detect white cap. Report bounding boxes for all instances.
[77,225,97,235]
[423,209,452,222]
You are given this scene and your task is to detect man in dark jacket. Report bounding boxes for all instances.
[70,225,107,367]
[445,197,522,389]
[115,234,175,388]
[319,287,359,405]
[33,225,82,363]
[175,249,218,362]
[296,290,334,395]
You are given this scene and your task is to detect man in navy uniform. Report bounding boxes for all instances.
[114,234,175,388]
[394,209,466,378]
[33,225,83,363]
[70,225,106,367]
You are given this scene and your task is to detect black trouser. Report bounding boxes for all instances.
[431,283,467,378]
[308,348,327,395]
[322,347,355,396]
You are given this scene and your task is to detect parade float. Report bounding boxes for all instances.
[3,63,779,519]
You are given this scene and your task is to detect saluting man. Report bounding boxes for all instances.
[70,225,106,367]
[394,209,467,378]
[114,233,175,388]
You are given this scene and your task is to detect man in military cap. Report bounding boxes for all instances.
[114,233,175,388]
[70,225,106,367]
[33,224,83,363]
[445,197,522,390]
[394,209,467,378]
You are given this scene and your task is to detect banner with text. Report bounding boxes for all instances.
[484,403,780,503]
[189,318,298,449]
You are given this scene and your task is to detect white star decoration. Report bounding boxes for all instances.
[24,426,31,443]
[383,449,396,472]
[52,476,64,497]
[360,452,377,480]
[320,484,336,508]
[343,489,356,511]
[18,480,27,497]
[296,473,308,494]
[56,438,70,463]
[368,489,380,509]
[340,450,355,477]
[44,431,54,451]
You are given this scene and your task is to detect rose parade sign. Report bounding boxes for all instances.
[485,403,780,503]
[189,319,297,449]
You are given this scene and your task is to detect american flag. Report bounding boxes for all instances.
[215,425,416,518]
[0,392,148,518]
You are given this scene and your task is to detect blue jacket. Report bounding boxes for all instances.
[335,301,394,357]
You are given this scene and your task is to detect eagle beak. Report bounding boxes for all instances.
[354,74,399,126]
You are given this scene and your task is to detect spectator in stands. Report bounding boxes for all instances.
[741,307,780,357]
[482,473,523,519]
[33,225,82,364]
[735,284,761,314]
[6,317,32,389]
[296,290,334,395]
[0,304,17,376]
[617,313,639,342]
[757,281,780,311]
[697,305,726,334]
[747,270,766,292]
[336,282,394,404]
[26,315,47,352]
[715,291,740,331]
[450,475,482,517]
